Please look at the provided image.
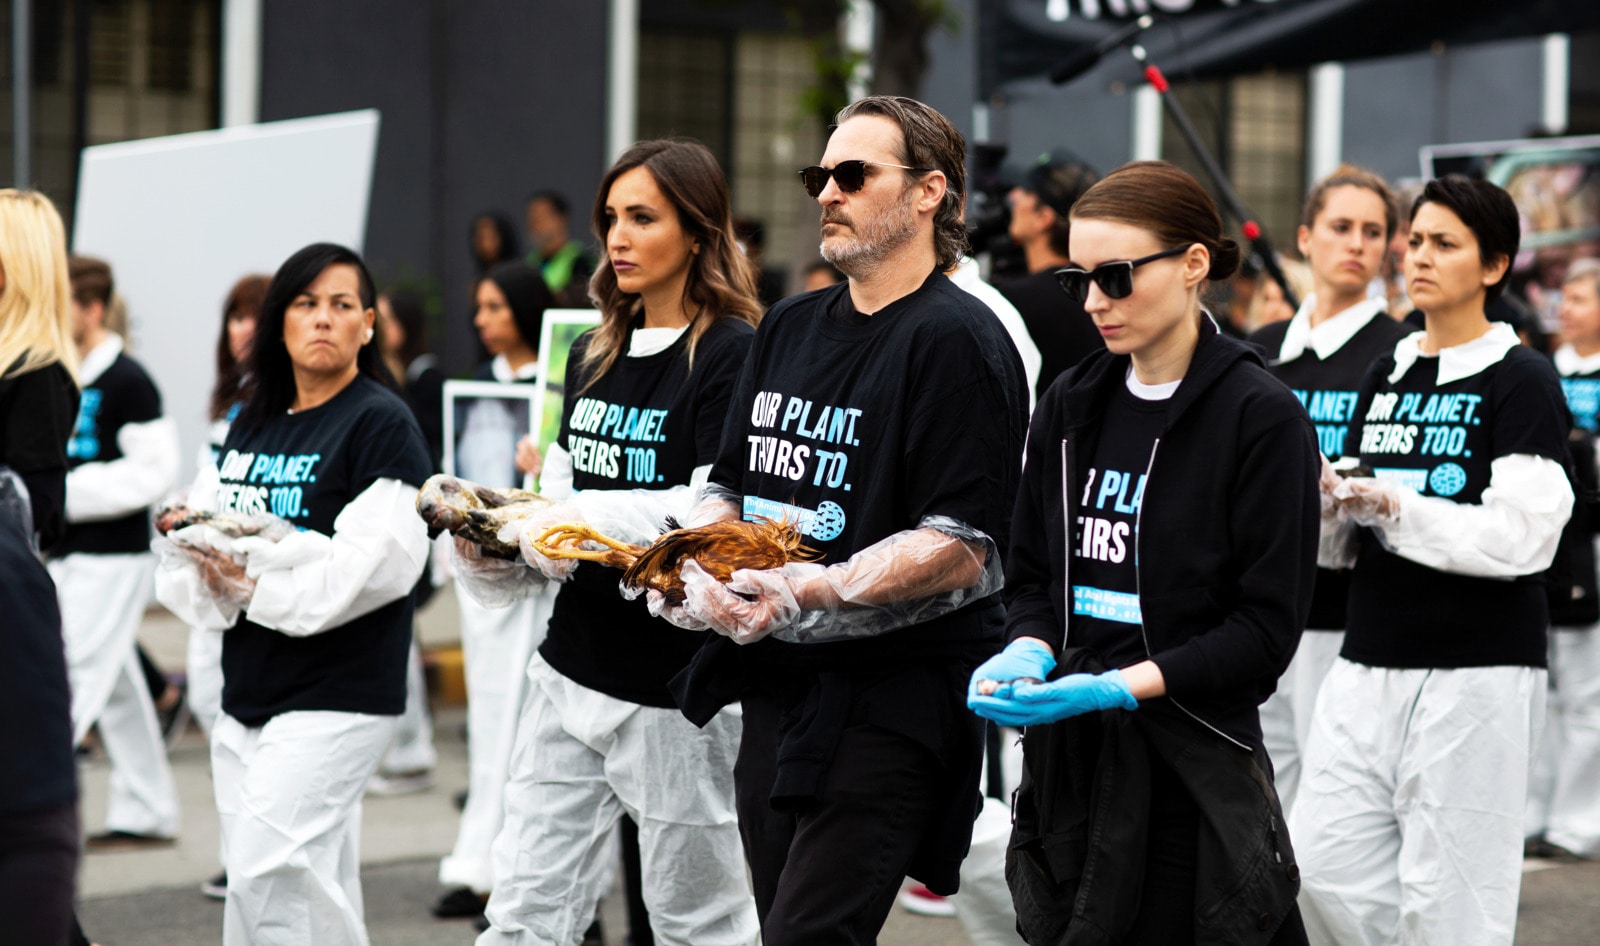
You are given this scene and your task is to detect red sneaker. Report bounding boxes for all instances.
[897,883,957,917]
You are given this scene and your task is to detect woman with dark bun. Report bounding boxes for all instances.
[969,160,1318,944]
[1293,176,1573,946]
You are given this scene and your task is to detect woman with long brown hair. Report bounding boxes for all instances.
[460,138,761,945]
[968,161,1319,944]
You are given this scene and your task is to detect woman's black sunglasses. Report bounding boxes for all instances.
[1054,246,1190,302]
[799,160,933,199]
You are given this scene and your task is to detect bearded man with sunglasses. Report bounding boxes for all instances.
[658,95,1029,945]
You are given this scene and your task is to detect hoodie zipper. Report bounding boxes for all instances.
[1059,437,1073,654]
[1133,437,1251,751]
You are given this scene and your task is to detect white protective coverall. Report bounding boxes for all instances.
[54,334,181,839]
[1525,583,1600,857]
[472,325,758,946]
[440,354,553,893]
[158,474,430,946]
[1294,331,1571,946]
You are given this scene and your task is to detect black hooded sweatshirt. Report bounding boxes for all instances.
[1005,318,1320,748]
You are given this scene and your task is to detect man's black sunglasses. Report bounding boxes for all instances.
[1053,246,1190,302]
[799,160,934,199]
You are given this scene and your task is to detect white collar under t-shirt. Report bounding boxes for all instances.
[1274,295,1388,364]
[1554,342,1600,377]
[1387,321,1521,386]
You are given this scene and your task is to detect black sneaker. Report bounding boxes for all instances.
[431,886,487,919]
[84,830,177,852]
[200,871,227,900]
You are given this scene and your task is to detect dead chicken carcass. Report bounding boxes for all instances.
[154,503,295,541]
[416,473,554,559]
[531,516,822,604]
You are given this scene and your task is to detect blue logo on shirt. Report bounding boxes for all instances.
[1428,462,1467,497]
[67,388,103,460]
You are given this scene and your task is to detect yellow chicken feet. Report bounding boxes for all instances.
[529,524,646,570]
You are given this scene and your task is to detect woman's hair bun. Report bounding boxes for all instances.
[1208,237,1241,281]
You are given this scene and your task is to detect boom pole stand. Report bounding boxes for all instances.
[1128,43,1300,312]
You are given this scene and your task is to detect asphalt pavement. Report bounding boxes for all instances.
[73,593,1600,945]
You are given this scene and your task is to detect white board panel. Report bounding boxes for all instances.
[72,109,380,487]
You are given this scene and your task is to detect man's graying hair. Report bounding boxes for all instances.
[835,96,969,270]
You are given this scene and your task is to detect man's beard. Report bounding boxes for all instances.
[819,191,918,277]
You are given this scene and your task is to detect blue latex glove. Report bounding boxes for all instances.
[1000,670,1138,726]
[968,639,1057,700]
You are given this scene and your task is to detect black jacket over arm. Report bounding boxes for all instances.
[1004,317,1320,747]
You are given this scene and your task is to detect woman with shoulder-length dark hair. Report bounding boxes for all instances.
[1292,177,1573,946]
[457,138,762,946]
[157,242,433,946]
[968,160,1319,945]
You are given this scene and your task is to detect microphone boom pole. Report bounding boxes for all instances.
[1127,43,1300,311]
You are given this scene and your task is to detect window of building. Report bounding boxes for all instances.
[1161,71,1308,259]
[0,0,219,228]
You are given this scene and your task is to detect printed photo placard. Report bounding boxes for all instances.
[532,309,603,488]
[442,380,539,490]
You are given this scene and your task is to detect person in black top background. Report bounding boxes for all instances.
[470,211,522,276]
[0,187,86,946]
[969,161,1317,946]
[466,139,761,946]
[50,255,183,851]
[1527,257,1600,860]
[376,288,446,469]
[1294,177,1573,946]
[157,243,432,946]
[994,153,1105,400]
[1248,166,1413,814]
[0,190,80,550]
[426,260,554,923]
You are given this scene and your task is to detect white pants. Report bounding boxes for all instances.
[479,654,757,946]
[212,710,397,946]
[1260,630,1344,814]
[379,637,437,776]
[440,585,553,892]
[1291,659,1544,946]
[1525,628,1600,856]
[186,625,225,736]
[50,552,181,837]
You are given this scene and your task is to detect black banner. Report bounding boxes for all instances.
[979,0,1600,96]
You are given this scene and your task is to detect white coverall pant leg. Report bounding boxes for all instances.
[478,655,757,946]
[440,585,552,893]
[50,552,181,837]
[379,636,438,776]
[1531,628,1600,856]
[1260,629,1344,815]
[1291,659,1544,946]
[951,725,1025,946]
[212,710,397,946]
[186,626,225,736]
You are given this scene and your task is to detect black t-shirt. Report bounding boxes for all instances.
[994,269,1104,401]
[0,360,78,549]
[215,376,433,726]
[55,353,162,555]
[1343,346,1570,669]
[708,273,1029,653]
[538,318,755,708]
[1251,310,1412,630]
[1069,383,1164,669]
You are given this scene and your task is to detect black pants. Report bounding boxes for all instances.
[0,801,79,946]
[736,693,942,946]
[1010,743,1308,946]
